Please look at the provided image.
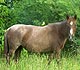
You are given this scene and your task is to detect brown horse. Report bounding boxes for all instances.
[4,15,77,64]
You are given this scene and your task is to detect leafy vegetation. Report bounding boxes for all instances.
[0,0,80,70]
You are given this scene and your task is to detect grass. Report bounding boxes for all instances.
[0,49,80,70]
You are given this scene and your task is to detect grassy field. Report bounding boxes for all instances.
[0,49,80,70]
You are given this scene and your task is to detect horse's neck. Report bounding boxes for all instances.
[59,21,70,39]
[48,21,70,39]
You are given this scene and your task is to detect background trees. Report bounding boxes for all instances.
[0,0,80,54]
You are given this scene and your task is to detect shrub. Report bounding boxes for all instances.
[0,0,80,55]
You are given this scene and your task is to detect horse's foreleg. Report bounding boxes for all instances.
[48,52,54,65]
[56,49,61,64]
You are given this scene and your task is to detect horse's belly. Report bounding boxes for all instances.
[26,43,51,53]
[26,35,50,52]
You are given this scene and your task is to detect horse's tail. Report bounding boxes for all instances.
[4,30,9,57]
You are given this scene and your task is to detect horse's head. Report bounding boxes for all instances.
[66,15,77,41]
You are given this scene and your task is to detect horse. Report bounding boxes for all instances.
[4,15,77,64]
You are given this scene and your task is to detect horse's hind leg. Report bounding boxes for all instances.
[6,49,15,64]
[14,46,23,62]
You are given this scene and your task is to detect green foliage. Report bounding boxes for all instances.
[0,27,4,52]
[0,0,80,54]
[0,50,80,70]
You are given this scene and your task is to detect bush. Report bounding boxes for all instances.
[0,0,80,55]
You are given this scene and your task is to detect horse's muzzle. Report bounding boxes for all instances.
[69,34,74,42]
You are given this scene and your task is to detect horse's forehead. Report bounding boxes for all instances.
[70,21,73,25]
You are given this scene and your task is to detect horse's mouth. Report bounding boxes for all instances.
[69,34,74,42]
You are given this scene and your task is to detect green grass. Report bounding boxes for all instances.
[0,49,80,70]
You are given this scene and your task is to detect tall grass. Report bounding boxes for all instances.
[0,49,80,70]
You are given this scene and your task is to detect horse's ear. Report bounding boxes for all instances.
[66,15,69,20]
[74,15,77,20]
